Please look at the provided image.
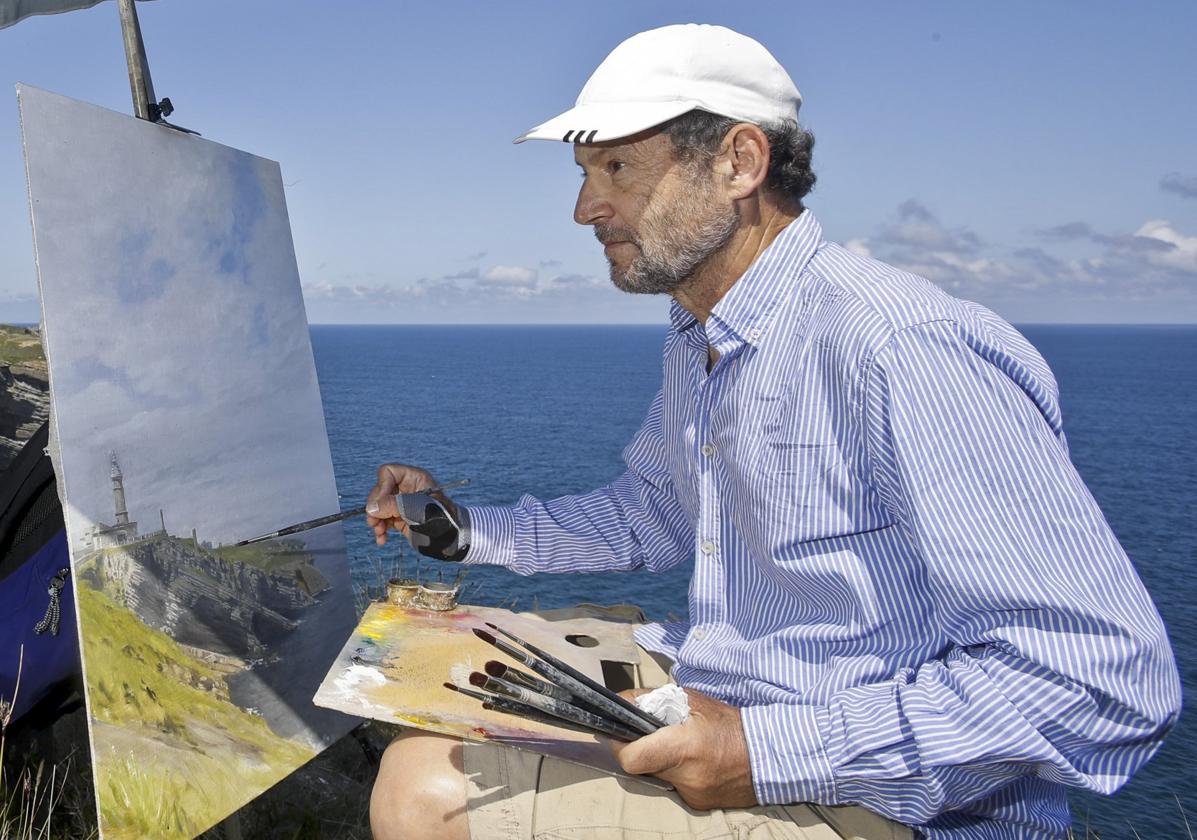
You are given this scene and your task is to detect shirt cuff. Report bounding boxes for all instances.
[459,505,518,567]
[740,702,837,806]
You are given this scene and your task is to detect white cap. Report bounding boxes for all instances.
[515,24,801,145]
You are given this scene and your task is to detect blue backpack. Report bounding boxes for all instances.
[0,421,78,724]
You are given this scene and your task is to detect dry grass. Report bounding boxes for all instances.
[1,646,97,840]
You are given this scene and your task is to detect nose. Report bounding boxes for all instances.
[574,177,613,227]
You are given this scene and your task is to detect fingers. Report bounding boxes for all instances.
[610,726,685,777]
[367,463,437,545]
[378,463,439,494]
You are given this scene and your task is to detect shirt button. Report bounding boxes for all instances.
[700,539,715,555]
[700,443,716,457]
[692,628,708,640]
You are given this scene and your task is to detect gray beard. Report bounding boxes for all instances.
[606,202,741,296]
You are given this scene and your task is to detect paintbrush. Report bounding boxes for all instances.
[442,682,614,739]
[472,628,661,736]
[484,661,576,705]
[484,622,667,732]
[483,660,631,724]
[234,479,470,545]
[467,672,643,741]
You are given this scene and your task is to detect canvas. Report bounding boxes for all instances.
[18,85,358,839]
[314,602,669,783]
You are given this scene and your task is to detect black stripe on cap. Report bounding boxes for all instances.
[562,130,575,142]
[585,130,598,143]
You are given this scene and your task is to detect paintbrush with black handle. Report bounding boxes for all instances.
[472,627,663,736]
[485,660,637,724]
[467,672,643,741]
[235,479,470,546]
[483,622,667,732]
[443,682,633,740]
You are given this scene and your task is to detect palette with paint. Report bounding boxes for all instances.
[313,602,666,778]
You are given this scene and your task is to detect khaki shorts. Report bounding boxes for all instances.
[461,605,911,840]
[463,741,911,840]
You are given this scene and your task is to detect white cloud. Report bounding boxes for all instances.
[844,239,872,258]
[302,278,400,302]
[853,200,1197,303]
[1134,220,1197,274]
[480,265,538,288]
[876,200,982,255]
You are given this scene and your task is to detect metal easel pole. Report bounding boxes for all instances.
[116,0,164,121]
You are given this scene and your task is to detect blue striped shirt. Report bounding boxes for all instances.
[464,211,1181,838]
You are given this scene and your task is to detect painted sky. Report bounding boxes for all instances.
[2,1,1196,324]
[21,86,341,548]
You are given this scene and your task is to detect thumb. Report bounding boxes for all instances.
[610,727,684,776]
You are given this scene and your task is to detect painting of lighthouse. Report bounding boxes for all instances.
[19,85,358,838]
[84,454,139,549]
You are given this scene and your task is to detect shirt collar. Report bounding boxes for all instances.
[667,210,825,353]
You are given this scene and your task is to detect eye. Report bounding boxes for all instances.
[607,160,625,175]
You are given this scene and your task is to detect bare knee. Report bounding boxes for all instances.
[370,730,469,840]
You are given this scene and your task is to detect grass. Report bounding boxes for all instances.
[1,646,97,840]
[0,759,87,840]
[2,662,380,840]
[211,538,315,574]
[77,584,317,838]
[99,756,207,838]
[0,325,46,369]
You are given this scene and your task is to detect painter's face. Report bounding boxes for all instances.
[573,131,739,295]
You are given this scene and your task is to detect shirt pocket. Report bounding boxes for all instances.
[761,440,842,527]
[728,431,850,559]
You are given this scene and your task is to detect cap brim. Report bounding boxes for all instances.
[513,100,703,144]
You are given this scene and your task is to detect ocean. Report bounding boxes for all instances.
[312,324,1196,839]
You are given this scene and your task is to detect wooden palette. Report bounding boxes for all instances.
[314,602,663,778]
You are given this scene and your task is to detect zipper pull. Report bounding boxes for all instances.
[34,567,69,636]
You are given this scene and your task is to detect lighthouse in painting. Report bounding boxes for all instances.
[111,451,130,526]
[84,451,139,549]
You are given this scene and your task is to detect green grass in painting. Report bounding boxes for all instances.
[77,585,315,839]
[211,539,314,573]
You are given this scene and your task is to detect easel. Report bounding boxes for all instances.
[115,0,194,132]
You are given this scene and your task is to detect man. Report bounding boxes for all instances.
[365,24,1180,840]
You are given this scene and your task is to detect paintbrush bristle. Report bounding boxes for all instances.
[473,628,495,643]
[443,682,458,691]
[484,661,506,678]
[468,672,488,688]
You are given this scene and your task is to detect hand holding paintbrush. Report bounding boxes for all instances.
[236,478,469,546]
[448,622,667,741]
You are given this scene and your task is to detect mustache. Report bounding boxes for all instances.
[594,225,640,247]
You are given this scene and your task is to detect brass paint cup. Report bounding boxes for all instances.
[386,578,419,607]
[416,581,459,612]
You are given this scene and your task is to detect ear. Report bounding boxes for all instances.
[718,123,770,201]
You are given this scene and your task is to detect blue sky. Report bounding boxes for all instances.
[2,1,1195,324]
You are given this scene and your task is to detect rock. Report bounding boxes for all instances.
[91,533,317,659]
[0,325,49,471]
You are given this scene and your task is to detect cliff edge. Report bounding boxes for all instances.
[0,324,49,471]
